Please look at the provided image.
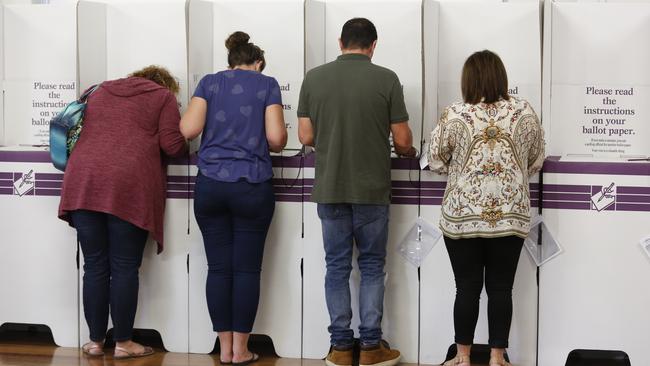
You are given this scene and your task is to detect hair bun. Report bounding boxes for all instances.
[225,31,250,51]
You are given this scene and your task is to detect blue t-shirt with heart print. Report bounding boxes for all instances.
[193,69,282,183]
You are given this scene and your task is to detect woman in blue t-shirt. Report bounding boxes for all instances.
[180,31,287,365]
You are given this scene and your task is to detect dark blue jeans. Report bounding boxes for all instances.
[70,210,148,342]
[194,173,275,333]
[317,203,390,348]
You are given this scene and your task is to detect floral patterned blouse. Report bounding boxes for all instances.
[428,97,545,239]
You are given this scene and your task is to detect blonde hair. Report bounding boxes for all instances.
[130,65,180,94]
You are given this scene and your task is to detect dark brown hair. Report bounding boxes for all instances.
[225,31,266,71]
[130,65,179,94]
[340,18,377,49]
[461,50,509,104]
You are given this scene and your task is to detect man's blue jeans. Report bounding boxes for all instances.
[317,203,390,348]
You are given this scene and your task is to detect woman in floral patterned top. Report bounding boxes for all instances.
[428,50,544,366]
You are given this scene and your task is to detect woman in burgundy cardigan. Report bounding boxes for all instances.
[58,66,187,359]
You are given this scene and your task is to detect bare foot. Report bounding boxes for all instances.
[220,351,234,364]
[232,351,258,364]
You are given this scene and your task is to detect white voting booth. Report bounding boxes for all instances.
[303,0,422,362]
[539,1,650,365]
[2,3,77,146]
[0,4,79,348]
[77,0,190,352]
[419,1,541,365]
[0,149,79,348]
[187,0,304,357]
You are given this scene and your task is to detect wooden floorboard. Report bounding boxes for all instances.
[0,329,489,366]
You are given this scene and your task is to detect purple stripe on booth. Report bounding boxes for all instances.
[616,194,650,204]
[271,154,303,168]
[0,180,13,188]
[0,187,14,195]
[36,181,62,189]
[167,191,190,199]
[617,186,650,195]
[392,189,421,197]
[420,189,446,198]
[273,186,303,194]
[167,183,191,191]
[616,203,650,212]
[34,173,64,181]
[167,175,191,183]
[421,197,443,206]
[542,184,591,193]
[543,192,592,202]
[419,181,447,189]
[0,150,51,163]
[0,172,13,179]
[543,201,591,210]
[544,156,650,176]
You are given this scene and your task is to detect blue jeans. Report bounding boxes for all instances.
[70,210,148,342]
[194,173,275,333]
[317,203,390,348]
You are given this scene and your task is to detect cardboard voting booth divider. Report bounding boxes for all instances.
[303,2,423,361]
[77,0,188,108]
[2,3,77,147]
[544,0,650,158]
[539,1,650,365]
[0,5,3,145]
[420,2,541,364]
[77,0,190,352]
[0,148,79,347]
[0,3,78,348]
[188,0,305,151]
[186,0,304,357]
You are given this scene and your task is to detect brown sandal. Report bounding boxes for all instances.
[82,341,104,357]
[113,345,154,360]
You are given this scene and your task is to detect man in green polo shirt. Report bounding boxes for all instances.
[297,17,416,366]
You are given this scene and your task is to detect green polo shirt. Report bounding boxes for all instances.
[297,53,409,205]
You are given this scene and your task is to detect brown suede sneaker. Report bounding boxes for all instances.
[325,346,353,366]
[359,340,401,366]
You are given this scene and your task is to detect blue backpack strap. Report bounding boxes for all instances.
[79,84,100,102]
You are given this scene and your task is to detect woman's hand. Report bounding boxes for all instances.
[180,97,208,140]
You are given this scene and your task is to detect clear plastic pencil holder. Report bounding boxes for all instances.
[398,217,442,267]
[524,215,563,266]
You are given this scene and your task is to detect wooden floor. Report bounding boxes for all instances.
[0,327,489,366]
[0,343,493,366]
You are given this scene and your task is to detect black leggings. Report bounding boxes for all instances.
[444,235,524,348]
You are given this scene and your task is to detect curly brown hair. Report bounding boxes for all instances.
[130,65,180,94]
